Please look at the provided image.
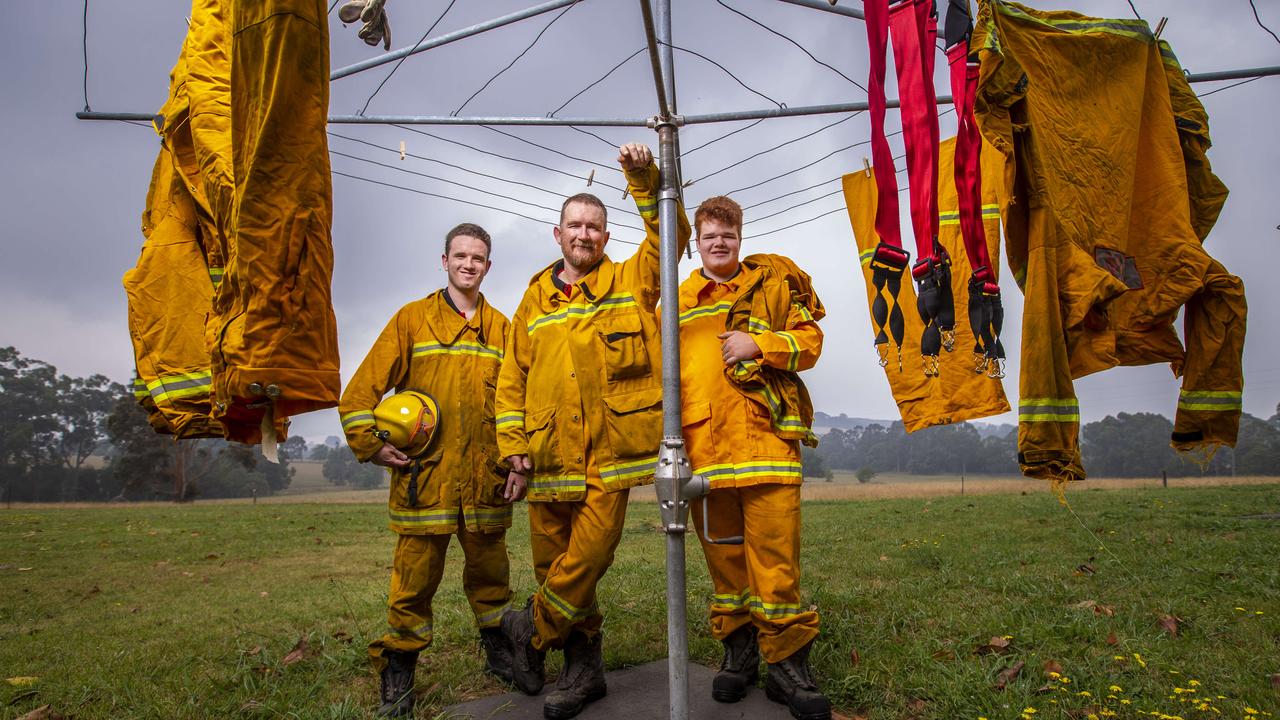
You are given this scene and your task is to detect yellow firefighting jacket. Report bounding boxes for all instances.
[841,135,1011,431]
[340,290,512,535]
[678,256,824,489]
[972,1,1246,480]
[495,162,690,502]
[211,0,341,442]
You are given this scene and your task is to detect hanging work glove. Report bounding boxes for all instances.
[339,0,391,50]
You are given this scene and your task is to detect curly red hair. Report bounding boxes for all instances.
[694,195,742,238]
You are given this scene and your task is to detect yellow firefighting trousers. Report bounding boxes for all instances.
[692,484,818,663]
[972,1,1246,480]
[527,465,629,650]
[842,135,1010,431]
[124,142,222,438]
[214,0,340,440]
[369,516,513,671]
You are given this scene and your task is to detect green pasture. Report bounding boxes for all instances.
[1,484,1278,719]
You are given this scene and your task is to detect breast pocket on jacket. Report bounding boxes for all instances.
[597,313,652,382]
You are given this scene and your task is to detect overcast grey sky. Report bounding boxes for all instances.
[1,0,1277,443]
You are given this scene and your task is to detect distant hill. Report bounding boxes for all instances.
[812,411,1014,439]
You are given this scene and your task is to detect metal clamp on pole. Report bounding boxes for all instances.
[646,114,685,129]
[654,436,708,533]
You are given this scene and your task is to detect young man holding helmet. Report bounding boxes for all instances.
[339,222,516,718]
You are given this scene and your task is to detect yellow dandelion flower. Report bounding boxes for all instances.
[1133,653,1147,668]
[1245,708,1259,715]
[1087,714,1099,720]
[1022,708,1037,715]
[1235,607,1246,611]
[1110,685,1124,692]
[1101,711,1117,718]
[1114,655,1126,661]
[1049,672,1062,679]
[1078,691,1093,697]
[1120,699,1132,705]
[1188,680,1201,686]
[1255,611,1264,615]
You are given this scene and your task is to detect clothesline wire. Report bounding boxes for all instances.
[327,131,640,220]
[714,0,868,93]
[681,118,767,158]
[331,169,644,245]
[1247,0,1280,46]
[1125,0,1142,20]
[1196,76,1262,98]
[393,123,604,190]
[480,125,626,184]
[668,42,785,110]
[82,0,90,112]
[689,112,862,187]
[454,1,578,116]
[327,0,340,14]
[358,0,458,116]
[550,47,647,117]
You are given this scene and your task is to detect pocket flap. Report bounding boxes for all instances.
[682,400,712,427]
[602,386,663,415]
[598,312,642,339]
[526,406,556,432]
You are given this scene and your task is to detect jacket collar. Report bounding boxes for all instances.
[534,255,615,304]
[679,262,760,309]
[428,288,487,344]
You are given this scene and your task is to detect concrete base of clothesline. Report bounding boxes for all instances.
[441,659,794,719]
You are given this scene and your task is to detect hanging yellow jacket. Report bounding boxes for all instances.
[971,1,1246,481]
[340,291,512,535]
[212,0,341,442]
[495,162,690,501]
[124,139,223,439]
[678,256,823,489]
[841,135,1011,432]
[723,253,825,448]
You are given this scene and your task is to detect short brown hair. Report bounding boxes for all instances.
[694,196,742,237]
[444,222,492,257]
[560,193,608,227]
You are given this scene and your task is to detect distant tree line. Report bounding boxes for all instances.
[804,406,1280,479]
[1,347,296,502]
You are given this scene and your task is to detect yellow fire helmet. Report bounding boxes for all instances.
[372,391,441,458]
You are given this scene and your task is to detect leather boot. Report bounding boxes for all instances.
[375,649,417,718]
[543,630,607,720]
[480,627,514,685]
[501,600,546,695]
[765,640,831,720]
[712,624,759,702]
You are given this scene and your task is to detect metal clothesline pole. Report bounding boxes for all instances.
[76,65,1280,127]
[328,0,577,80]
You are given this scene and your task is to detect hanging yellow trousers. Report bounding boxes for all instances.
[527,466,629,650]
[971,1,1246,480]
[842,135,1010,431]
[368,516,513,672]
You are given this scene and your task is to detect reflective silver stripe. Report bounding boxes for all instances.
[341,411,375,428]
[527,293,638,334]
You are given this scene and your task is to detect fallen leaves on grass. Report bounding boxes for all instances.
[1070,599,1115,616]
[204,553,220,560]
[1042,660,1064,677]
[1270,672,1280,690]
[995,660,1025,690]
[931,648,956,662]
[905,698,927,716]
[976,636,1012,655]
[848,647,860,666]
[1157,614,1181,638]
[281,637,309,666]
[16,706,64,720]
[1074,557,1097,576]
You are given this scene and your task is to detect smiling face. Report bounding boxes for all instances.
[554,199,610,275]
[697,218,742,282]
[440,234,491,294]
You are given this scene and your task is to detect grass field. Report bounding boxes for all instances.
[2,482,1278,719]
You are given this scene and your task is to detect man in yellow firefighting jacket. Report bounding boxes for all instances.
[677,195,831,720]
[495,143,689,719]
[339,223,515,718]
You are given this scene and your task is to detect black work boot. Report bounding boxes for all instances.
[501,600,546,695]
[375,649,418,718]
[480,627,514,685]
[543,630,607,719]
[764,640,831,720]
[712,624,760,702]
